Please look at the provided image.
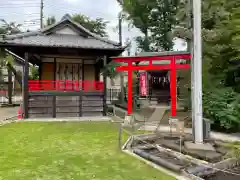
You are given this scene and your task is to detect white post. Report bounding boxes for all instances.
[192,0,203,144]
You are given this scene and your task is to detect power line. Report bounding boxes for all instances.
[44,5,80,14]
[24,18,41,22]
[44,2,81,11]
[0,15,40,19]
[23,22,40,24]
[44,4,112,19]
[0,5,39,8]
[44,3,95,14]
[24,22,40,25]
[0,12,40,16]
[0,3,39,6]
[3,0,38,1]
[22,23,40,27]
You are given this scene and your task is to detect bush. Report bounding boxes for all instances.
[203,87,240,132]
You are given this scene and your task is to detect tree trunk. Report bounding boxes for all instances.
[6,63,22,87]
[143,30,150,52]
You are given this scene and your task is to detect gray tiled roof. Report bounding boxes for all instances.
[4,34,123,50]
[0,14,125,51]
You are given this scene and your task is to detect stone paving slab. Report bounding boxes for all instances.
[140,125,240,142]
[0,106,19,120]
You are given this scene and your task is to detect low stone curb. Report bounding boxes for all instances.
[0,116,18,126]
[23,116,112,122]
[122,136,191,180]
[141,125,240,142]
[122,149,190,180]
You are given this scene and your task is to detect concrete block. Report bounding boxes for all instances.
[184,141,215,151]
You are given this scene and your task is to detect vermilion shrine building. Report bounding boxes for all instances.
[0,14,125,118]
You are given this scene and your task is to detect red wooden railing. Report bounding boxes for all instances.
[28,80,104,92]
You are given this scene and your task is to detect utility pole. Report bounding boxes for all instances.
[40,0,44,29]
[126,39,131,56]
[192,0,203,144]
[118,14,123,47]
[118,13,125,104]
[187,0,195,141]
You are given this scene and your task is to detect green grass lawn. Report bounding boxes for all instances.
[0,122,174,180]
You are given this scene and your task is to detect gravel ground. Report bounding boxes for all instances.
[204,166,240,180]
[144,148,194,168]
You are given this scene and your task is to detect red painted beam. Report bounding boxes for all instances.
[128,62,133,115]
[116,64,190,71]
[114,54,191,62]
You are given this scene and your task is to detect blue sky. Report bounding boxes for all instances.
[0,0,186,54]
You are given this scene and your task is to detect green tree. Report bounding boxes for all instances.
[101,61,121,80]
[72,14,108,37]
[0,20,22,72]
[175,0,240,131]
[29,66,39,80]
[118,0,181,108]
[44,14,108,37]
[117,0,154,51]
[118,0,180,51]
[149,0,180,51]
[45,16,56,26]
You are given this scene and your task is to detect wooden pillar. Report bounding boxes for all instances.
[23,52,29,118]
[7,68,13,104]
[95,61,100,81]
[79,91,82,117]
[120,73,125,104]
[52,58,56,118]
[82,60,85,89]
[127,62,133,115]
[39,61,42,80]
[53,58,56,82]
[170,57,177,117]
[103,56,107,116]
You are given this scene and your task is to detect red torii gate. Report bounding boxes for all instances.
[112,51,191,117]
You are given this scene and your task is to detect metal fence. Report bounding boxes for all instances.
[107,88,121,104]
[0,89,22,105]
